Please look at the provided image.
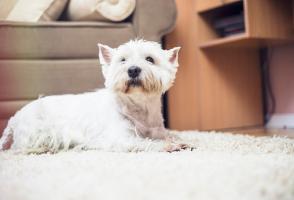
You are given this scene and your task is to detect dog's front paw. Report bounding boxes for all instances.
[165,143,190,153]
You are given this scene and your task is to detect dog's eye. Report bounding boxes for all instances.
[120,57,126,63]
[146,56,155,64]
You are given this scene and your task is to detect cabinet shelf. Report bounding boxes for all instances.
[196,0,242,13]
[199,33,248,48]
[199,34,294,49]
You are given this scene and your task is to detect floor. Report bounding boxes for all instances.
[229,127,294,138]
[1,131,294,200]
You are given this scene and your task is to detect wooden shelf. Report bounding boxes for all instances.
[196,0,242,13]
[199,33,249,48]
[199,34,294,49]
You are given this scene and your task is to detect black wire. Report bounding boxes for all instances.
[260,47,276,124]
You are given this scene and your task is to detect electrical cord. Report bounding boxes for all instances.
[260,47,276,124]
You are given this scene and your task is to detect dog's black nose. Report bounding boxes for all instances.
[128,66,141,79]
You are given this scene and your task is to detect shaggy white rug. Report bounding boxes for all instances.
[1,131,294,200]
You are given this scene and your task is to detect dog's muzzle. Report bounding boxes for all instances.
[128,66,141,79]
[127,66,143,88]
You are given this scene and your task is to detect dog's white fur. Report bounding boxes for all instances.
[0,40,183,153]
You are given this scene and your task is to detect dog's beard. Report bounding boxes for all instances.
[125,78,143,93]
[140,72,163,93]
[113,72,163,94]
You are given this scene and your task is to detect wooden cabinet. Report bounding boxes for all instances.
[166,0,294,130]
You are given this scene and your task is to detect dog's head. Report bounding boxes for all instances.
[98,40,180,95]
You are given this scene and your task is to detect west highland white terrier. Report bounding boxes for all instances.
[0,40,188,153]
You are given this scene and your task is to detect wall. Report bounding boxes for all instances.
[267,44,294,128]
[270,45,294,114]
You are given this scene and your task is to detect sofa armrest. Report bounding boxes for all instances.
[133,0,177,42]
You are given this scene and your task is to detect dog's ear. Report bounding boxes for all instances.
[97,43,114,65]
[167,47,181,67]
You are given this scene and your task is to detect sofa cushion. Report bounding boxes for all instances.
[0,21,135,59]
[6,0,68,22]
[0,59,105,100]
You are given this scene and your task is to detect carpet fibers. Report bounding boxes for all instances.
[0,131,294,200]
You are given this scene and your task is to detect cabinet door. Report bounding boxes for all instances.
[196,0,222,12]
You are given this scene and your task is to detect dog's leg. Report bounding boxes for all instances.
[147,128,191,152]
[164,143,190,153]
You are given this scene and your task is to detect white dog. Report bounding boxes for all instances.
[0,40,187,153]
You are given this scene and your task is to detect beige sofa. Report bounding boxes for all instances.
[0,0,177,134]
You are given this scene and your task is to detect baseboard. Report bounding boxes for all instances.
[266,114,294,129]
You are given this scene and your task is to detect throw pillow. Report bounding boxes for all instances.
[6,0,68,22]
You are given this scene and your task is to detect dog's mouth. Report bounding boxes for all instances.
[127,78,142,87]
[124,78,143,93]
